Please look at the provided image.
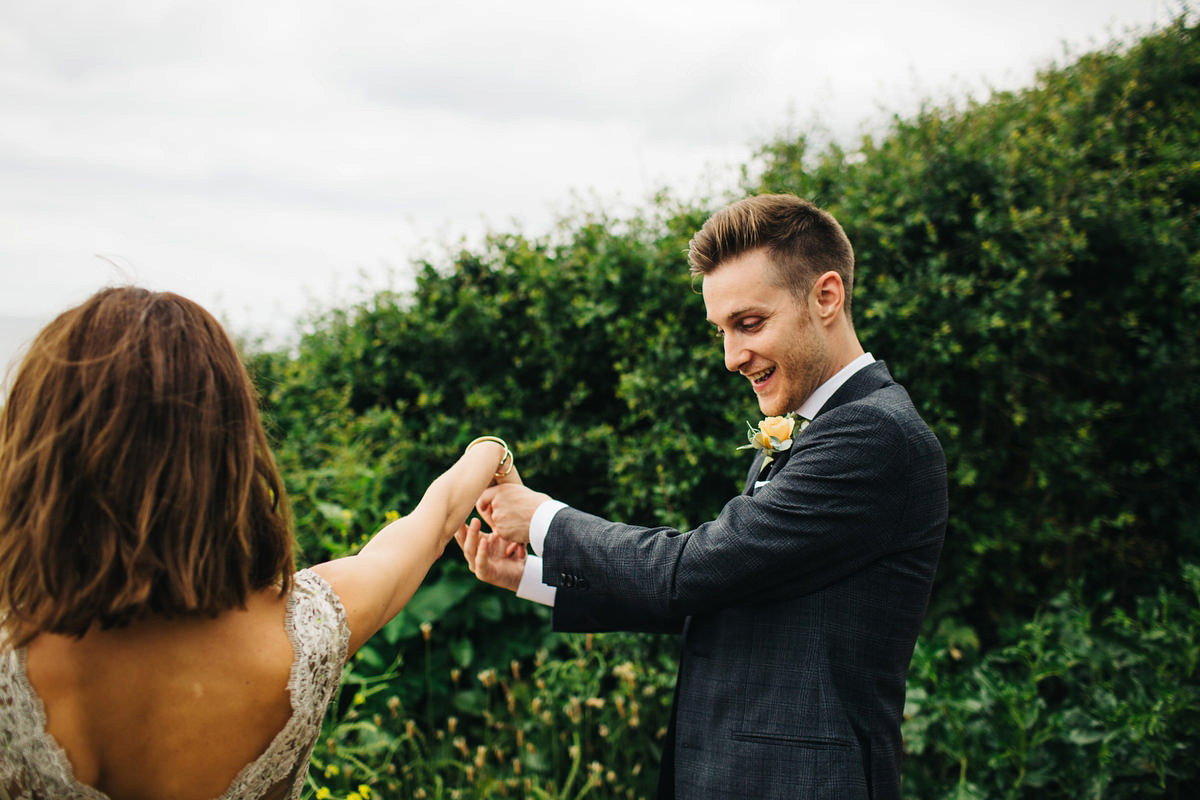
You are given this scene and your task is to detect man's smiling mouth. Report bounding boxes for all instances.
[749,367,775,385]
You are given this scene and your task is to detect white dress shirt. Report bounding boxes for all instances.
[516,353,876,605]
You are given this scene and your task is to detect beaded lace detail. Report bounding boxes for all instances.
[0,569,350,800]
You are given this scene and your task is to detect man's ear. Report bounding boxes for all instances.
[810,271,845,325]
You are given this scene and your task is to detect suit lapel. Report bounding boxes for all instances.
[762,442,795,479]
[817,360,893,417]
[743,451,767,494]
[744,441,794,494]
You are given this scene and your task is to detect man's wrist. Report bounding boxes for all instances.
[516,555,556,606]
[529,499,568,555]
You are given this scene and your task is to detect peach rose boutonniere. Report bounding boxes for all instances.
[738,413,809,467]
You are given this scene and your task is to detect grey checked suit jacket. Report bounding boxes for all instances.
[544,361,947,800]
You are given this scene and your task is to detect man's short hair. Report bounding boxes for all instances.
[688,194,855,314]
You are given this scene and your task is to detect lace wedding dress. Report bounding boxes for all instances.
[0,569,350,800]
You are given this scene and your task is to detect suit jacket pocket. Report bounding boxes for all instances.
[731,731,854,750]
[709,731,868,799]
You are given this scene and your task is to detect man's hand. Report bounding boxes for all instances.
[475,483,549,546]
[454,517,525,592]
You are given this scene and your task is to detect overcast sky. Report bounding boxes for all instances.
[0,0,1179,372]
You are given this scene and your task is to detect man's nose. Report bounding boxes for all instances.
[723,336,747,373]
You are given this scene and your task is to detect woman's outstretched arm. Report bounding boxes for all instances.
[311,438,517,656]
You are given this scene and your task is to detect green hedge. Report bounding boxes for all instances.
[247,13,1200,799]
[904,563,1200,799]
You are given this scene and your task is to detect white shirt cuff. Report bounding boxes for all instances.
[529,499,567,556]
[516,555,557,606]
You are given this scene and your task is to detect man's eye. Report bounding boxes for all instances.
[740,319,763,332]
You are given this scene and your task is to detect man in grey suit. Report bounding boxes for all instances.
[458,194,948,799]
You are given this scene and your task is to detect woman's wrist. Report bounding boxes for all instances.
[465,436,513,478]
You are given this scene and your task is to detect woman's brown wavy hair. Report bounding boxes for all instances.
[0,287,293,647]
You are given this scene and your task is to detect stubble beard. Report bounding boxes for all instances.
[764,323,829,417]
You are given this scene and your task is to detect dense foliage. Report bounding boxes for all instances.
[248,14,1199,799]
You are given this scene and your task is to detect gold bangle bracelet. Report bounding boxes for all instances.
[466,436,514,477]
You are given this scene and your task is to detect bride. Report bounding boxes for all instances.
[0,286,510,800]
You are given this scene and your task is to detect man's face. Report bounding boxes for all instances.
[703,249,830,417]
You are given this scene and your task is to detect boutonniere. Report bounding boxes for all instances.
[738,413,809,466]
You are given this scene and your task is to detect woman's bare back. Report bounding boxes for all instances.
[23,589,297,800]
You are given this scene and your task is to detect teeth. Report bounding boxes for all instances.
[750,367,775,384]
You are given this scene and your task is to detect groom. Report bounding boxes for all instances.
[458,194,948,799]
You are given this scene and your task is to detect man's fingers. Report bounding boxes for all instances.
[456,517,483,570]
[473,535,494,579]
[476,486,499,526]
[477,484,500,506]
[473,531,518,588]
